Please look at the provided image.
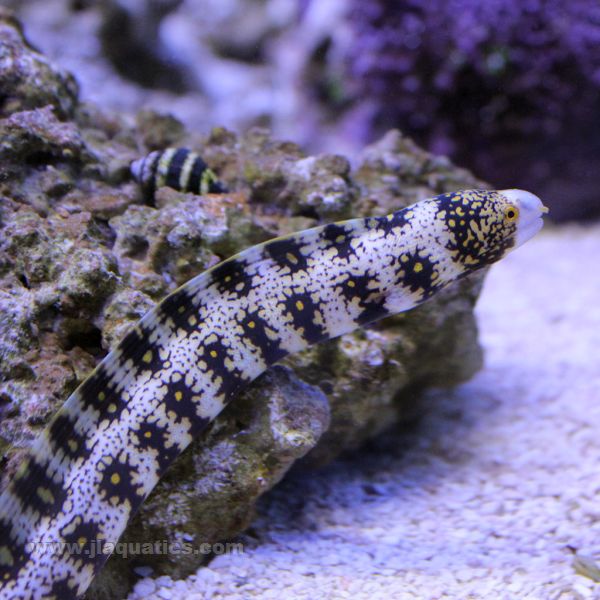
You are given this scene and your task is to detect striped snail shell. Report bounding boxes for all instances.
[131,147,227,201]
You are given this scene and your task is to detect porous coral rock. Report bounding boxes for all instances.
[0,8,78,119]
[0,12,486,598]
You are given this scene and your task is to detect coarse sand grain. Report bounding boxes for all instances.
[128,224,600,600]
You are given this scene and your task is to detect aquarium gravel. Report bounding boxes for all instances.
[127,224,600,599]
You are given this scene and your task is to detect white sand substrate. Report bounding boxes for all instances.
[127,224,600,600]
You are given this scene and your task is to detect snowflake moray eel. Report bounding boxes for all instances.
[0,173,547,598]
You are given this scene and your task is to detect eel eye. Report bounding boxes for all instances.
[504,205,519,222]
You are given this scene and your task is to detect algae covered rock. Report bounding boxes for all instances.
[0,8,78,119]
[0,12,486,598]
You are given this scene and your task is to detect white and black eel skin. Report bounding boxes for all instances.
[130,148,227,202]
[0,187,548,599]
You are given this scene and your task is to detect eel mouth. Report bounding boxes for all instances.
[499,188,548,249]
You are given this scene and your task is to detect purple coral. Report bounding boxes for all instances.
[343,0,600,220]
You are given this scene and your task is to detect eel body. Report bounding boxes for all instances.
[0,187,547,599]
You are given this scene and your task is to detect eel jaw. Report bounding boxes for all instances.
[499,188,548,250]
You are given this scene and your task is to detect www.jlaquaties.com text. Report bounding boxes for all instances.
[25,540,245,560]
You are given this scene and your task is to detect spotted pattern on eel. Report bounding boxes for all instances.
[0,188,548,599]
